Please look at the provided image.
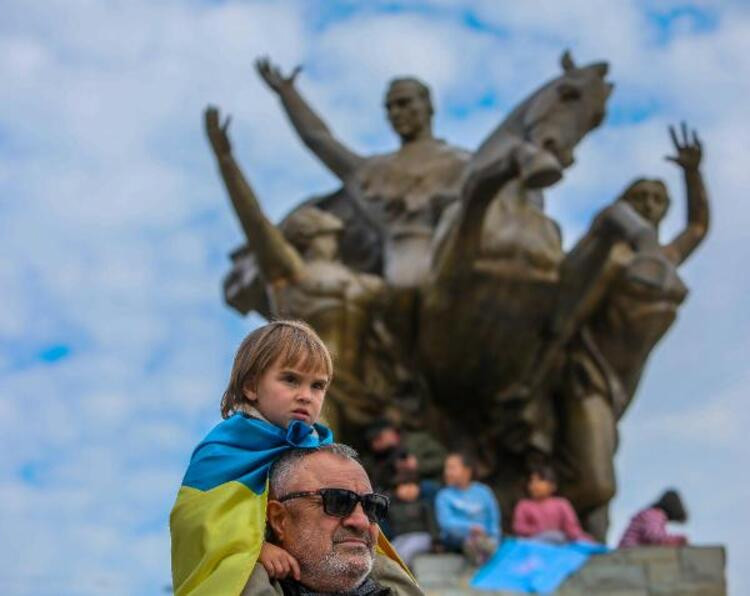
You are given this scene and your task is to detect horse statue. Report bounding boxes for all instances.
[416,52,613,497]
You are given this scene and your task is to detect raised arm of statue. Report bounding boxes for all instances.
[663,123,709,266]
[205,106,305,283]
[255,57,365,182]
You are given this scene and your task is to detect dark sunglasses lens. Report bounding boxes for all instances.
[322,489,359,517]
[363,494,389,522]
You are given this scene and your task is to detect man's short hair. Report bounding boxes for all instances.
[268,443,361,500]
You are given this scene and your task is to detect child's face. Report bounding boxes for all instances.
[528,474,555,500]
[242,356,328,428]
[443,455,472,488]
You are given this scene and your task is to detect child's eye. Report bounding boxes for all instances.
[281,374,299,384]
[312,382,327,391]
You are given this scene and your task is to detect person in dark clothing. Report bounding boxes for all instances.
[385,470,439,567]
[361,418,446,492]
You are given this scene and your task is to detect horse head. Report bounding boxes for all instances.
[517,50,613,170]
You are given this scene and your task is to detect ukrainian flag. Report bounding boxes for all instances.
[170,414,334,595]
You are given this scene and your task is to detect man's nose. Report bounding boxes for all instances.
[342,502,371,530]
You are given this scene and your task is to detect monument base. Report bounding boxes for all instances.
[412,545,726,595]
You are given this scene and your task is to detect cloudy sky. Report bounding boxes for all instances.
[2,1,749,593]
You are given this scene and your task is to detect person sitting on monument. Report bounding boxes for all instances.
[512,466,593,544]
[384,470,440,568]
[361,418,446,495]
[618,489,688,548]
[435,452,501,566]
[170,320,336,595]
[244,444,423,595]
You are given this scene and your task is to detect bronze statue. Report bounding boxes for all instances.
[552,123,709,539]
[256,58,470,287]
[205,107,422,445]
[211,53,709,541]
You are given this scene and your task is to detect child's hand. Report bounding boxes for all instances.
[259,542,301,580]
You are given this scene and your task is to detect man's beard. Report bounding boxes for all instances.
[293,526,375,592]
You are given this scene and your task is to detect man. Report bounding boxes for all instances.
[243,444,424,595]
[256,58,470,286]
[361,418,446,492]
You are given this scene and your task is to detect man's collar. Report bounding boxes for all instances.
[279,576,391,596]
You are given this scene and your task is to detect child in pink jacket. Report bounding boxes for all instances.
[512,466,593,544]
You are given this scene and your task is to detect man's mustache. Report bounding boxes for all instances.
[332,528,374,547]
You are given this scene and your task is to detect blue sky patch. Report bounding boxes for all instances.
[647,4,719,45]
[37,344,71,363]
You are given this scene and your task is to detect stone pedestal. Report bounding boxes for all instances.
[412,546,726,595]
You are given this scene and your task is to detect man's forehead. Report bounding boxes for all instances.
[289,452,372,492]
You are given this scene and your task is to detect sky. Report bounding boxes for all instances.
[1,0,749,594]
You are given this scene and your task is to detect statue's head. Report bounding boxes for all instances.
[384,77,434,142]
[619,178,670,226]
[281,206,344,260]
[520,51,613,170]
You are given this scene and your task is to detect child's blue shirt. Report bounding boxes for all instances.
[435,481,502,541]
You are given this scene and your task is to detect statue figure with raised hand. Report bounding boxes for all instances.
[205,106,419,443]
[256,57,470,287]
[549,123,709,540]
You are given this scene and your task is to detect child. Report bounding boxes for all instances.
[618,489,688,548]
[512,466,593,544]
[386,470,439,567]
[170,320,334,595]
[435,452,501,565]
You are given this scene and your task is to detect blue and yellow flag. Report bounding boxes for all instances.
[170,414,334,596]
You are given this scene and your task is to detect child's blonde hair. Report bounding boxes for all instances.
[221,320,333,419]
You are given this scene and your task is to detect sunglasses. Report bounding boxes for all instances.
[278,488,390,523]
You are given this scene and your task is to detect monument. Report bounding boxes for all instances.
[208,52,709,541]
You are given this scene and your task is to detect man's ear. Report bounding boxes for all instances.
[266,500,288,542]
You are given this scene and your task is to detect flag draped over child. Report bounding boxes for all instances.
[170,414,334,596]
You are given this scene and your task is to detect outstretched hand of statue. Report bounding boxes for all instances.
[205,106,232,157]
[665,122,702,171]
[255,57,302,95]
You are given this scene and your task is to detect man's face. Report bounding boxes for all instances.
[384,81,431,142]
[270,453,379,592]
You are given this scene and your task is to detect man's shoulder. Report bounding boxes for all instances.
[241,565,284,595]
[372,553,425,595]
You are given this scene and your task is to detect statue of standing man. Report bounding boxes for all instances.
[256,58,470,287]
